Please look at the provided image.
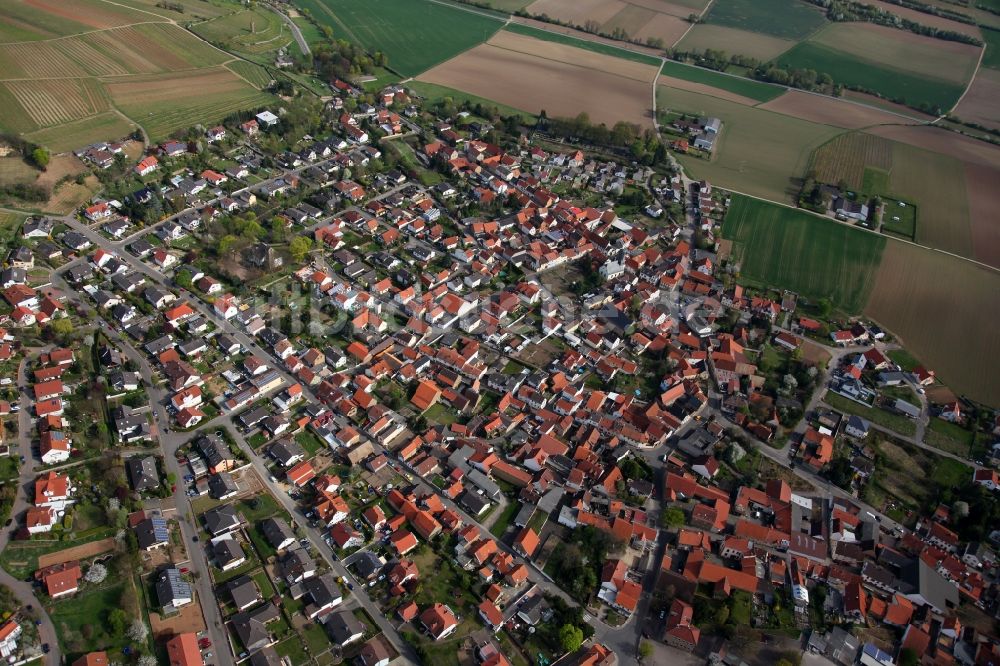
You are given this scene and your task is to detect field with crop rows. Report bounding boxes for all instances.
[227,60,275,89]
[297,0,503,76]
[106,68,274,141]
[810,132,893,189]
[722,195,885,312]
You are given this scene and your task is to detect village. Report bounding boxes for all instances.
[0,71,998,666]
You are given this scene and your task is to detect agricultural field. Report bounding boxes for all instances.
[865,0,981,38]
[659,60,783,103]
[418,30,658,127]
[984,27,1000,69]
[703,0,827,40]
[523,0,692,47]
[775,23,977,112]
[0,0,154,41]
[110,0,239,20]
[758,90,913,129]
[953,68,1000,131]
[657,84,841,202]
[879,197,916,240]
[964,163,1000,269]
[296,0,503,77]
[406,80,536,120]
[0,0,279,151]
[809,131,976,261]
[504,23,663,65]
[105,68,275,142]
[865,240,1000,406]
[227,60,276,90]
[722,195,885,313]
[677,24,796,61]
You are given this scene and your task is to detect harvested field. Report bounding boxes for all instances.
[722,195,885,313]
[525,0,626,26]
[865,240,1000,405]
[0,157,37,186]
[704,0,827,40]
[965,163,1000,268]
[37,537,115,567]
[1,78,110,128]
[0,41,87,79]
[758,90,914,129]
[841,90,937,121]
[867,124,1000,169]
[865,0,981,38]
[35,154,86,190]
[678,24,795,61]
[953,68,1000,131]
[656,74,760,105]
[658,84,840,202]
[419,31,657,128]
[659,61,783,102]
[504,23,663,65]
[810,132,897,189]
[43,174,101,215]
[801,340,832,368]
[622,9,689,46]
[888,141,972,259]
[25,111,135,153]
[809,23,980,85]
[105,68,275,141]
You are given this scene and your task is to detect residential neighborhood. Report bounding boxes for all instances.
[0,53,998,666]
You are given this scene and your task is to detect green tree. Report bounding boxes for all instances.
[30,147,50,170]
[661,507,685,528]
[50,318,73,340]
[217,234,238,257]
[558,624,583,653]
[817,298,833,317]
[289,236,313,263]
[107,608,127,635]
[639,641,654,662]
[898,648,918,666]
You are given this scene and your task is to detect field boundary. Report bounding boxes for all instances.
[938,40,987,119]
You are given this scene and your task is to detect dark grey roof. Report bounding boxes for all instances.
[126,456,160,492]
[228,575,261,609]
[208,471,239,499]
[231,603,280,652]
[203,503,241,535]
[134,517,169,549]
[351,551,385,580]
[325,609,364,645]
[213,538,246,568]
[261,517,296,550]
[248,647,282,666]
[155,568,192,607]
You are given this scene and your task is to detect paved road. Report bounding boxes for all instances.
[270,5,310,56]
[0,357,59,663]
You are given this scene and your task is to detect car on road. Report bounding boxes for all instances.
[41,644,49,654]
[198,638,212,648]
[347,583,354,590]
[192,536,199,542]
[180,567,189,574]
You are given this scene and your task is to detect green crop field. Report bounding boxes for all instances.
[295,0,504,76]
[775,41,966,112]
[503,24,663,66]
[25,112,135,153]
[983,27,1000,69]
[192,7,290,58]
[658,84,840,202]
[704,0,827,40]
[880,197,916,240]
[722,195,885,312]
[660,60,783,102]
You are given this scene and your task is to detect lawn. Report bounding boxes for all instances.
[489,501,520,537]
[880,197,916,240]
[983,27,1000,69]
[237,494,284,522]
[424,403,460,426]
[823,391,917,437]
[774,39,966,112]
[888,349,921,371]
[660,60,783,103]
[295,430,327,456]
[721,195,885,313]
[0,530,116,580]
[925,418,975,456]
[704,0,827,40]
[503,24,663,66]
[658,84,841,203]
[297,0,503,76]
[49,581,128,654]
